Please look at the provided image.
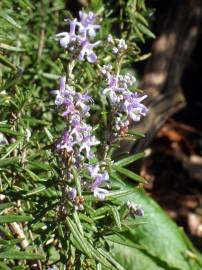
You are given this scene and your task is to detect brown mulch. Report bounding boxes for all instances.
[139,119,202,249]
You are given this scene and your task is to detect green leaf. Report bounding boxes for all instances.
[73,211,84,235]
[134,12,149,26]
[127,129,145,138]
[72,168,81,196]
[0,214,32,223]
[23,185,46,197]
[0,157,19,167]
[109,205,122,230]
[137,23,156,39]
[110,172,126,185]
[98,248,126,270]
[112,165,147,184]
[106,188,136,200]
[44,127,53,143]
[0,203,13,211]
[109,243,164,270]
[27,161,50,171]
[1,139,22,160]
[0,11,21,29]
[0,54,17,70]
[114,152,145,167]
[67,218,114,268]
[0,43,25,52]
[111,183,202,270]
[67,217,92,256]
[0,262,12,270]
[24,168,42,181]
[0,250,45,260]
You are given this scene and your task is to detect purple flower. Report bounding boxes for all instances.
[103,74,125,103]
[78,11,100,38]
[79,40,100,63]
[88,165,109,200]
[67,187,77,201]
[55,19,78,48]
[56,11,100,63]
[56,130,76,153]
[93,187,109,200]
[120,92,148,122]
[102,69,148,124]
[79,134,100,160]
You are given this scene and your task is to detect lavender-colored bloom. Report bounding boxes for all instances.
[107,35,127,54]
[120,92,148,122]
[102,69,148,124]
[67,187,77,201]
[93,187,109,200]
[0,132,8,145]
[88,165,109,200]
[52,76,75,108]
[55,19,78,48]
[79,134,100,159]
[79,40,100,63]
[103,74,124,104]
[56,11,100,63]
[56,130,76,153]
[78,11,100,38]
[117,39,127,50]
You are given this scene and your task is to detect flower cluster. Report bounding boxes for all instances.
[53,76,99,162]
[107,34,128,54]
[53,75,109,202]
[56,11,100,63]
[52,12,148,208]
[87,164,109,200]
[101,63,148,135]
[127,201,144,217]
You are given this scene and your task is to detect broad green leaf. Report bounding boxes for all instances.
[109,243,164,270]
[0,214,32,223]
[111,183,202,270]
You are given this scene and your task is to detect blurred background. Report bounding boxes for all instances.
[130,0,202,250]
